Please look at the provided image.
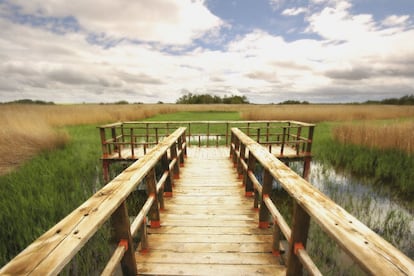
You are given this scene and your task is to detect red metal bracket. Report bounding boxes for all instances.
[119,239,128,251]
[294,242,304,255]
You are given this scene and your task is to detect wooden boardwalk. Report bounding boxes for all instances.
[136,147,286,275]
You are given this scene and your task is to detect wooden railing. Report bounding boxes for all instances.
[0,128,187,275]
[230,128,414,275]
[98,120,314,157]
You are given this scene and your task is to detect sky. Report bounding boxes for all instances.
[0,0,413,104]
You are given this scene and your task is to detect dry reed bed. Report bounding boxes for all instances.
[240,104,414,122]
[1,104,413,174]
[333,122,414,154]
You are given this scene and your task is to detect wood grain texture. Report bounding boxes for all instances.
[232,128,414,275]
[136,147,285,275]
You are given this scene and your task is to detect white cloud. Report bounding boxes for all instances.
[305,1,377,41]
[0,0,413,104]
[382,15,410,27]
[282,7,307,16]
[8,0,223,45]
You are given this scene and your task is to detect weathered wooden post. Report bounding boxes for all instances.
[237,143,246,178]
[111,126,118,152]
[302,125,314,180]
[259,169,272,228]
[162,152,173,197]
[232,133,240,166]
[170,141,180,179]
[225,122,230,146]
[110,201,137,275]
[245,152,256,197]
[281,127,286,156]
[130,127,135,158]
[146,168,161,228]
[287,202,311,275]
[178,136,184,166]
[103,160,110,183]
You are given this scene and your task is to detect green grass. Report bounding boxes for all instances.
[1,111,412,273]
[313,122,414,204]
[0,124,105,267]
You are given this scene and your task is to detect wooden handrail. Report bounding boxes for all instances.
[230,127,414,275]
[0,127,187,275]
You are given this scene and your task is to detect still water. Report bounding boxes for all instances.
[298,161,414,258]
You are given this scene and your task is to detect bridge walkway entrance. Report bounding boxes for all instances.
[136,147,286,275]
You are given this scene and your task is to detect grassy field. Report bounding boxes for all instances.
[1,103,413,174]
[0,104,413,271]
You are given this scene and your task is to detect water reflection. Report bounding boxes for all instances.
[292,161,414,258]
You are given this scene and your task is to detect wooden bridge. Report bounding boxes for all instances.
[1,121,413,275]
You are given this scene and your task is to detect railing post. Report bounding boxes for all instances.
[182,131,187,157]
[111,126,118,152]
[103,160,110,183]
[232,134,240,166]
[237,143,246,178]
[207,122,210,147]
[146,168,161,228]
[287,202,311,276]
[225,122,229,146]
[281,127,286,156]
[170,142,180,179]
[256,128,260,143]
[229,131,234,158]
[266,122,270,143]
[296,126,302,155]
[303,125,314,180]
[245,152,256,197]
[130,127,135,158]
[162,152,173,197]
[178,136,184,166]
[99,127,108,157]
[259,169,272,228]
[110,201,137,275]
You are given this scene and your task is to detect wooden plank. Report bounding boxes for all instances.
[148,226,271,235]
[137,252,278,265]
[140,242,274,253]
[147,234,272,244]
[137,263,285,275]
[135,147,285,275]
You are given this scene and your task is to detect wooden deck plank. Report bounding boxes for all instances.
[136,147,285,275]
[138,263,285,276]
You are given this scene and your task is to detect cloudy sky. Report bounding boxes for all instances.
[0,0,413,104]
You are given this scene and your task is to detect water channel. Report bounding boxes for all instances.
[286,161,413,274]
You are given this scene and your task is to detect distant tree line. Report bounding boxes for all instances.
[1,99,55,105]
[278,100,310,104]
[176,93,249,104]
[364,94,414,105]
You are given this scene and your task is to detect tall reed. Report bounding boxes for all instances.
[333,122,414,154]
[240,104,414,122]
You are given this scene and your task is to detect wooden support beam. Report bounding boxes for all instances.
[285,202,310,276]
[161,152,173,197]
[110,201,137,275]
[146,168,160,228]
[245,152,256,197]
[259,169,272,228]
[170,142,180,179]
